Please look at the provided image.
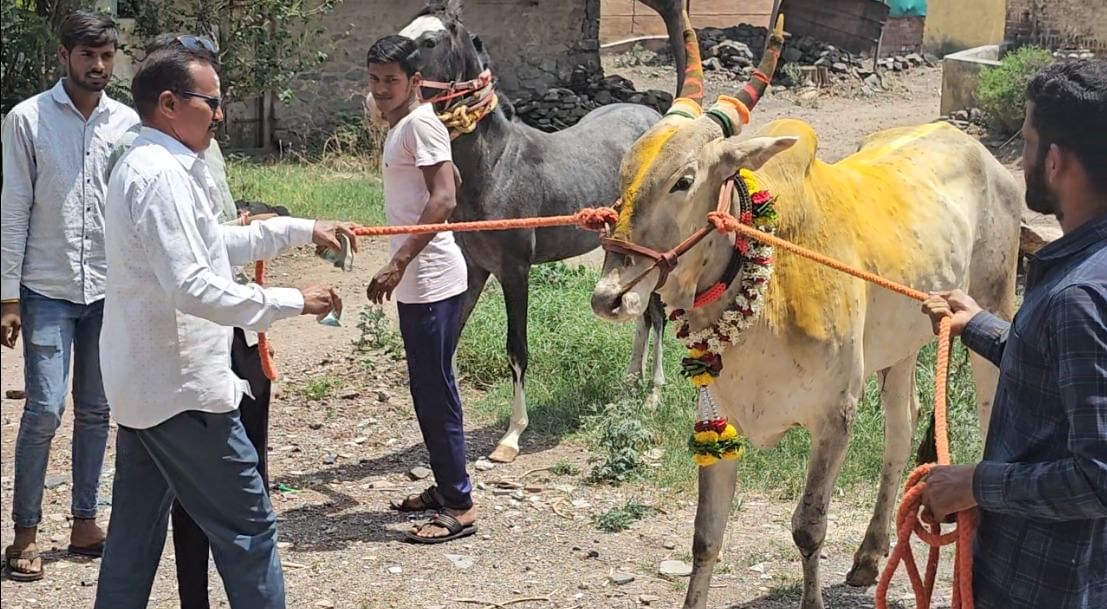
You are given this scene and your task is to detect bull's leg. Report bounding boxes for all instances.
[969,352,1000,440]
[682,458,739,609]
[847,354,920,586]
[645,296,667,408]
[487,266,530,464]
[452,263,491,378]
[626,315,650,384]
[794,398,856,609]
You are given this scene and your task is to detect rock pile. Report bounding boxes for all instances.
[512,66,673,132]
[678,23,936,86]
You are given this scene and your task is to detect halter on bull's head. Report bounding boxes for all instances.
[593,13,793,321]
[397,1,695,133]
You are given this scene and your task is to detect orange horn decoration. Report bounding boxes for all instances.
[677,10,704,105]
[735,14,786,111]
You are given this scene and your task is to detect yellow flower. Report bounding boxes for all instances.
[688,348,706,359]
[694,430,719,444]
[740,168,763,193]
[720,424,738,441]
[694,453,719,467]
[722,446,745,461]
[691,373,715,387]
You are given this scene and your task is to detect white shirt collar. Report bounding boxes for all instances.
[50,79,111,117]
[136,126,204,172]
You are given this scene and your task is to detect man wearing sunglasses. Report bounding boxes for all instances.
[1,11,139,582]
[101,33,294,609]
[92,40,354,609]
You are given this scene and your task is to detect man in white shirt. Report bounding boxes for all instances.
[365,35,476,544]
[101,34,287,609]
[0,11,139,582]
[92,44,353,609]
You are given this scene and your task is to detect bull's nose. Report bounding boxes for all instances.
[591,289,622,320]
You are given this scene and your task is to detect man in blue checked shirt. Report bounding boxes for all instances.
[921,60,1106,609]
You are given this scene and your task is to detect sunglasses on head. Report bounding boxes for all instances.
[178,90,222,113]
[175,35,218,54]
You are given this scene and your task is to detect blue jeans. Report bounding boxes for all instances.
[94,409,284,609]
[12,287,110,528]
[397,294,472,509]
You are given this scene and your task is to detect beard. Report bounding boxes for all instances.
[1025,143,1061,217]
[67,61,108,92]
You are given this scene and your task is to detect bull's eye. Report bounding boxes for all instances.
[670,176,694,193]
[423,38,437,49]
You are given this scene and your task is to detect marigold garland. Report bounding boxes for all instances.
[674,168,776,467]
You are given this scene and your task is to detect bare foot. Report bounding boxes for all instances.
[409,505,477,540]
[69,518,105,551]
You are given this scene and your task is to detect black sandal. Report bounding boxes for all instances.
[389,485,443,512]
[403,512,477,545]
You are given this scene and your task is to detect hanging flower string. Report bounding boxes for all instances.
[672,168,777,467]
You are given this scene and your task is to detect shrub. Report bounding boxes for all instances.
[978,46,1054,134]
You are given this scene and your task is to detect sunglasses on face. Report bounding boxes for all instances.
[178,90,222,113]
[175,35,218,54]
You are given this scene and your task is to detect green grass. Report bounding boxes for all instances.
[594,500,658,533]
[227,159,385,226]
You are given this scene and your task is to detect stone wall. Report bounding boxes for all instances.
[1005,0,1107,52]
[273,0,603,148]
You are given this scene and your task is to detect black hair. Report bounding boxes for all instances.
[131,47,216,120]
[1027,60,1107,193]
[59,10,119,51]
[366,35,421,76]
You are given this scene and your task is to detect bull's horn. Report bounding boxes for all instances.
[734,13,785,111]
[660,8,705,123]
[703,13,785,134]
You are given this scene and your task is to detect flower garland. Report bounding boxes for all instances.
[672,168,778,467]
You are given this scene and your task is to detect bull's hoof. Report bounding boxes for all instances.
[488,444,519,463]
[845,559,879,587]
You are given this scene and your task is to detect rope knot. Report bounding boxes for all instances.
[707,210,740,234]
[575,207,619,232]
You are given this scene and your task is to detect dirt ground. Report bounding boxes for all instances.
[2,66,1018,609]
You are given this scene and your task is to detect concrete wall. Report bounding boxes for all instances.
[1006,0,1107,51]
[600,0,773,43]
[923,0,1006,56]
[274,0,603,148]
[882,15,925,55]
[939,44,1000,116]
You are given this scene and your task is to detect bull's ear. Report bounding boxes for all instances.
[704,136,797,182]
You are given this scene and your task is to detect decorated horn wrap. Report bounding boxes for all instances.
[662,9,705,121]
[734,14,786,112]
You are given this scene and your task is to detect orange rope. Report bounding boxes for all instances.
[254,207,617,383]
[254,260,279,382]
[705,211,976,609]
[351,207,618,237]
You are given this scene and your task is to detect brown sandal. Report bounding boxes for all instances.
[4,545,44,582]
[403,512,478,545]
[389,485,443,512]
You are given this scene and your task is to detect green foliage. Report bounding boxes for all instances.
[126,0,341,104]
[549,461,581,476]
[586,398,656,485]
[594,500,657,533]
[978,45,1055,134]
[353,305,404,361]
[0,0,100,114]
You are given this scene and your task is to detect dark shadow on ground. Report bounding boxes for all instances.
[724,583,932,609]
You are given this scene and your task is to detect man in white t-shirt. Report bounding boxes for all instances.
[365,35,475,544]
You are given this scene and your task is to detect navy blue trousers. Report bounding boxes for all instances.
[397,294,472,509]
